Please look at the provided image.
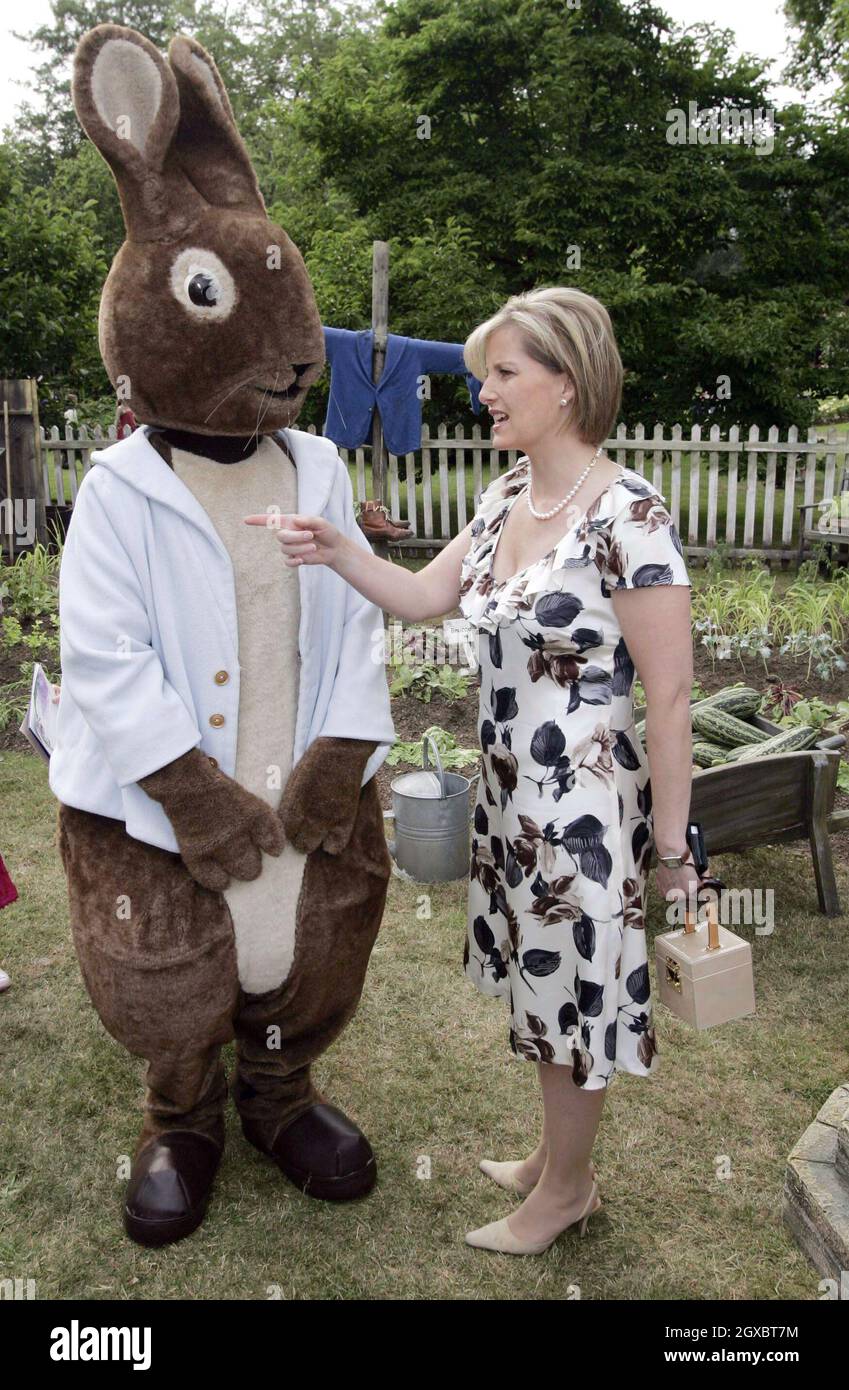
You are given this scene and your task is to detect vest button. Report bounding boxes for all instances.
[214,670,229,684]
[209,713,225,728]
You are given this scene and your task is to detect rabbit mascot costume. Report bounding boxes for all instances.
[49,23,396,1247]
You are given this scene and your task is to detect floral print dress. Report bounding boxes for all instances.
[459,458,692,1087]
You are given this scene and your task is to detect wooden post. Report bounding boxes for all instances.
[2,399,12,561]
[0,379,46,558]
[808,751,841,916]
[370,240,390,561]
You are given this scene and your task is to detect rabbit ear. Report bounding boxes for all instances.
[167,34,266,214]
[72,24,201,240]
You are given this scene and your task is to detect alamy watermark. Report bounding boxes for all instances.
[666,102,775,156]
[371,617,478,671]
[665,886,775,935]
[0,497,36,547]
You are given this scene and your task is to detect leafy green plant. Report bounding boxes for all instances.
[0,683,26,730]
[702,541,733,583]
[692,562,848,679]
[762,682,849,791]
[2,614,23,648]
[384,725,479,770]
[389,660,472,702]
[763,681,849,731]
[0,540,61,621]
[21,618,59,660]
[802,540,847,582]
[1,602,59,665]
[1,542,62,731]
[388,625,473,703]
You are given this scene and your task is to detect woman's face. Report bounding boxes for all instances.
[478,323,572,452]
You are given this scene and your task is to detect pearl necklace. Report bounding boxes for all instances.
[525,444,604,521]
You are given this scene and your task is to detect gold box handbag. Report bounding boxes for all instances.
[654,823,756,1031]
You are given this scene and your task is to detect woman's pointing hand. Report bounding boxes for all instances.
[243,512,346,568]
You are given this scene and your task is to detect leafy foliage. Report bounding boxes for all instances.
[384,723,478,768]
[2,0,849,428]
[0,143,109,424]
[692,560,849,679]
[784,0,849,113]
[389,656,472,702]
[0,541,62,732]
[297,0,849,427]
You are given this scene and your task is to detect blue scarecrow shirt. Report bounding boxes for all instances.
[322,327,483,456]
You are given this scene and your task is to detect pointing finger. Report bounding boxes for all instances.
[243,513,322,531]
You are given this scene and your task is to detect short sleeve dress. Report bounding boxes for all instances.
[458,458,692,1087]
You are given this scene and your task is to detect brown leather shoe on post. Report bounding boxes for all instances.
[123,1130,223,1247]
[356,499,412,542]
[242,1102,376,1201]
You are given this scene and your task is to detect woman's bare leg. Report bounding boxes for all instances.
[506,1060,605,1243]
[511,1095,548,1187]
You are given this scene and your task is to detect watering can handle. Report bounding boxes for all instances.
[422,734,448,798]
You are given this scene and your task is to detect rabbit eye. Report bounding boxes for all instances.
[186,272,220,307]
[170,248,236,321]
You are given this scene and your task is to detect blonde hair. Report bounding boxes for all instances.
[463,286,623,445]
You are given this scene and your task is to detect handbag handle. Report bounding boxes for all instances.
[683,821,723,949]
[685,878,724,950]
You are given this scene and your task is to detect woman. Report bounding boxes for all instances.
[255,287,701,1255]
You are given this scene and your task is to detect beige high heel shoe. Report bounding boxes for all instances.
[465,1177,602,1255]
[479,1158,599,1196]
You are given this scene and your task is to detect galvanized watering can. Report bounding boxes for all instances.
[386,733,472,882]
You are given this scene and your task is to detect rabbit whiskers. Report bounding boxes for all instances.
[249,369,280,448]
[202,372,264,426]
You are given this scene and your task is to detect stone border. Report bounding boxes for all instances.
[783,1082,849,1283]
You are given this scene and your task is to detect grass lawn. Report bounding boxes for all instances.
[2,747,848,1300]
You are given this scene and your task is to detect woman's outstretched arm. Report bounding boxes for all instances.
[244,509,476,623]
[334,517,476,621]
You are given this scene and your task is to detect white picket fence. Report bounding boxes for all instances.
[39,421,849,560]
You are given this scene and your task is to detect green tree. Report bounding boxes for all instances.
[5,0,849,432]
[784,0,849,111]
[12,0,200,175]
[297,0,849,427]
[10,0,380,175]
[0,144,110,423]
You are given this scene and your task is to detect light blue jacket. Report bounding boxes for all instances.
[49,425,396,852]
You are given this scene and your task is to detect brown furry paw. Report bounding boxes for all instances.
[279,737,378,855]
[139,748,286,889]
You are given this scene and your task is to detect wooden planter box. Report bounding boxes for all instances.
[634,702,848,915]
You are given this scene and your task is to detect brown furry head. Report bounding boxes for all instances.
[72,24,325,435]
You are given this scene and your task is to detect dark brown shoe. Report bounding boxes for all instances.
[356,499,412,541]
[243,1102,376,1201]
[123,1130,223,1247]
